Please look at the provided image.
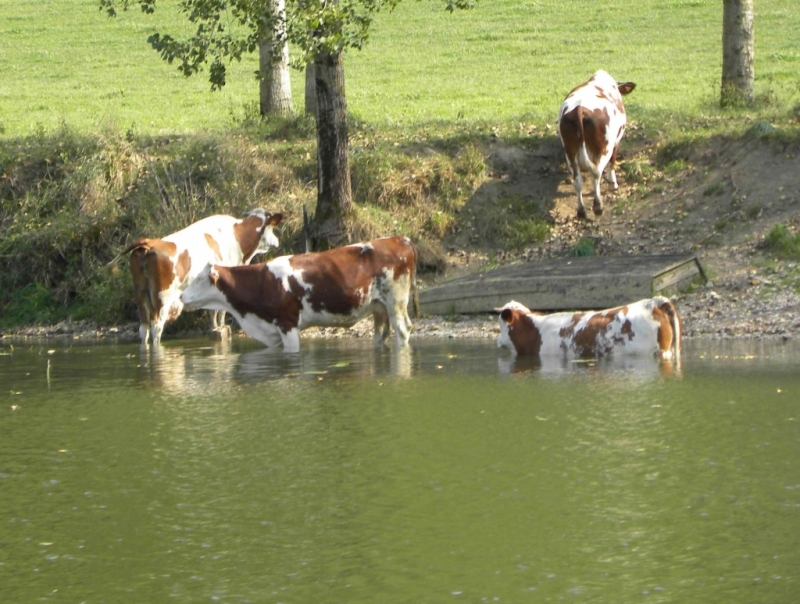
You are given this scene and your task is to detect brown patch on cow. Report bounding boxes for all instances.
[559,106,611,169]
[234,212,282,259]
[213,263,303,333]
[147,239,178,256]
[291,237,415,317]
[175,249,191,283]
[560,306,631,357]
[142,251,178,319]
[505,309,543,355]
[652,301,681,355]
[651,307,673,353]
[204,233,223,262]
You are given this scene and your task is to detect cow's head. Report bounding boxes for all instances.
[496,301,544,356]
[252,209,283,252]
[181,263,224,311]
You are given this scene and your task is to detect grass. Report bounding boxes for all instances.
[764,223,800,259]
[2,0,800,136]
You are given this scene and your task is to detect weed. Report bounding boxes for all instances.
[703,182,725,197]
[571,238,595,257]
[663,158,690,174]
[747,204,763,219]
[714,219,728,231]
[764,223,800,259]
[622,160,656,184]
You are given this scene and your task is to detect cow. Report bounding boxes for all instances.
[558,70,636,219]
[179,235,419,353]
[496,297,681,360]
[122,209,283,345]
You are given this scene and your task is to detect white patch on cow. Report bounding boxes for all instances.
[180,264,225,310]
[260,226,280,251]
[238,313,283,348]
[267,256,313,293]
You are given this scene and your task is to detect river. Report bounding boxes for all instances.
[1,336,798,603]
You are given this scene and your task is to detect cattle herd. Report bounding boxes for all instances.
[121,71,682,364]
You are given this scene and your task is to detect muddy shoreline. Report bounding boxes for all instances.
[2,283,796,345]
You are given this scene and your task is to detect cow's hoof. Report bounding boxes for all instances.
[593,206,604,217]
[210,325,232,341]
[577,208,588,220]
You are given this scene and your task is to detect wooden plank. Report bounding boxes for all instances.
[418,254,704,315]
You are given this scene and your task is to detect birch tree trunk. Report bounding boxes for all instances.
[259,0,293,116]
[311,49,352,250]
[721,0,755,106]
[304,62,318,118]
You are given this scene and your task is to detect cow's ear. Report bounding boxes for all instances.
[618,81,636,96]
[268,213,283,226]
[209,267,219,286]
[500,308,513,323]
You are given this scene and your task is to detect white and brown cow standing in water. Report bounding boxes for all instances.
[180,236,419,353]
[122,209,283,345]
[497,297,681,360]
[558,70,636,219]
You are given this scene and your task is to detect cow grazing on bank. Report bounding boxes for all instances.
[180,236,419,353]
[497,297,681,360]
[123,209,283,345]
[558,70,636,219]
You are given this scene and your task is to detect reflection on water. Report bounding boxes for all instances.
[0,336,798,603]
[496,350,683,378]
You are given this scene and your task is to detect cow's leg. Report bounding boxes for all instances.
[605,144,620,190]
[152,295,182,346]
[130,249,153,344]
[279,328,301,353]
[372,304,391,345]
[387,299,411,347]
[566,153,587,219]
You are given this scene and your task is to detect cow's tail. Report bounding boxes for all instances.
[576,105,598,175]
[106,238,150,267]
[654,296,681,357]
[409,239,420,319]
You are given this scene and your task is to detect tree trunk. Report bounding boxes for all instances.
[721,0,755,106]
[311,50,352,250]
[259,0,293,116]
[304,62,317,118]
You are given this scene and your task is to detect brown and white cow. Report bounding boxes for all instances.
[122,209,283,345]
[558,70,636,219]
[180,235,419,353]
[497,297,681,360]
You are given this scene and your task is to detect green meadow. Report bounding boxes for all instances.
[1,0,799,328]
[1,0,799,135]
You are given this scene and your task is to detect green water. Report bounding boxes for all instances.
[1,337,798,603]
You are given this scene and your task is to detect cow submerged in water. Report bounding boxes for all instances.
[496,297,681,360]
[180,235,419,353]
[122,209,283,345]
[558,70,636,219]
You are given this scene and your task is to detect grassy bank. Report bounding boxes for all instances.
[3,112,799,330]
[0,119,490,329]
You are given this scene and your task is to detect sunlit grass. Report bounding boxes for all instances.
[1,0,799,137]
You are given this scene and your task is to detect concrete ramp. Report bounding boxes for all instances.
[419,254,705,315]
